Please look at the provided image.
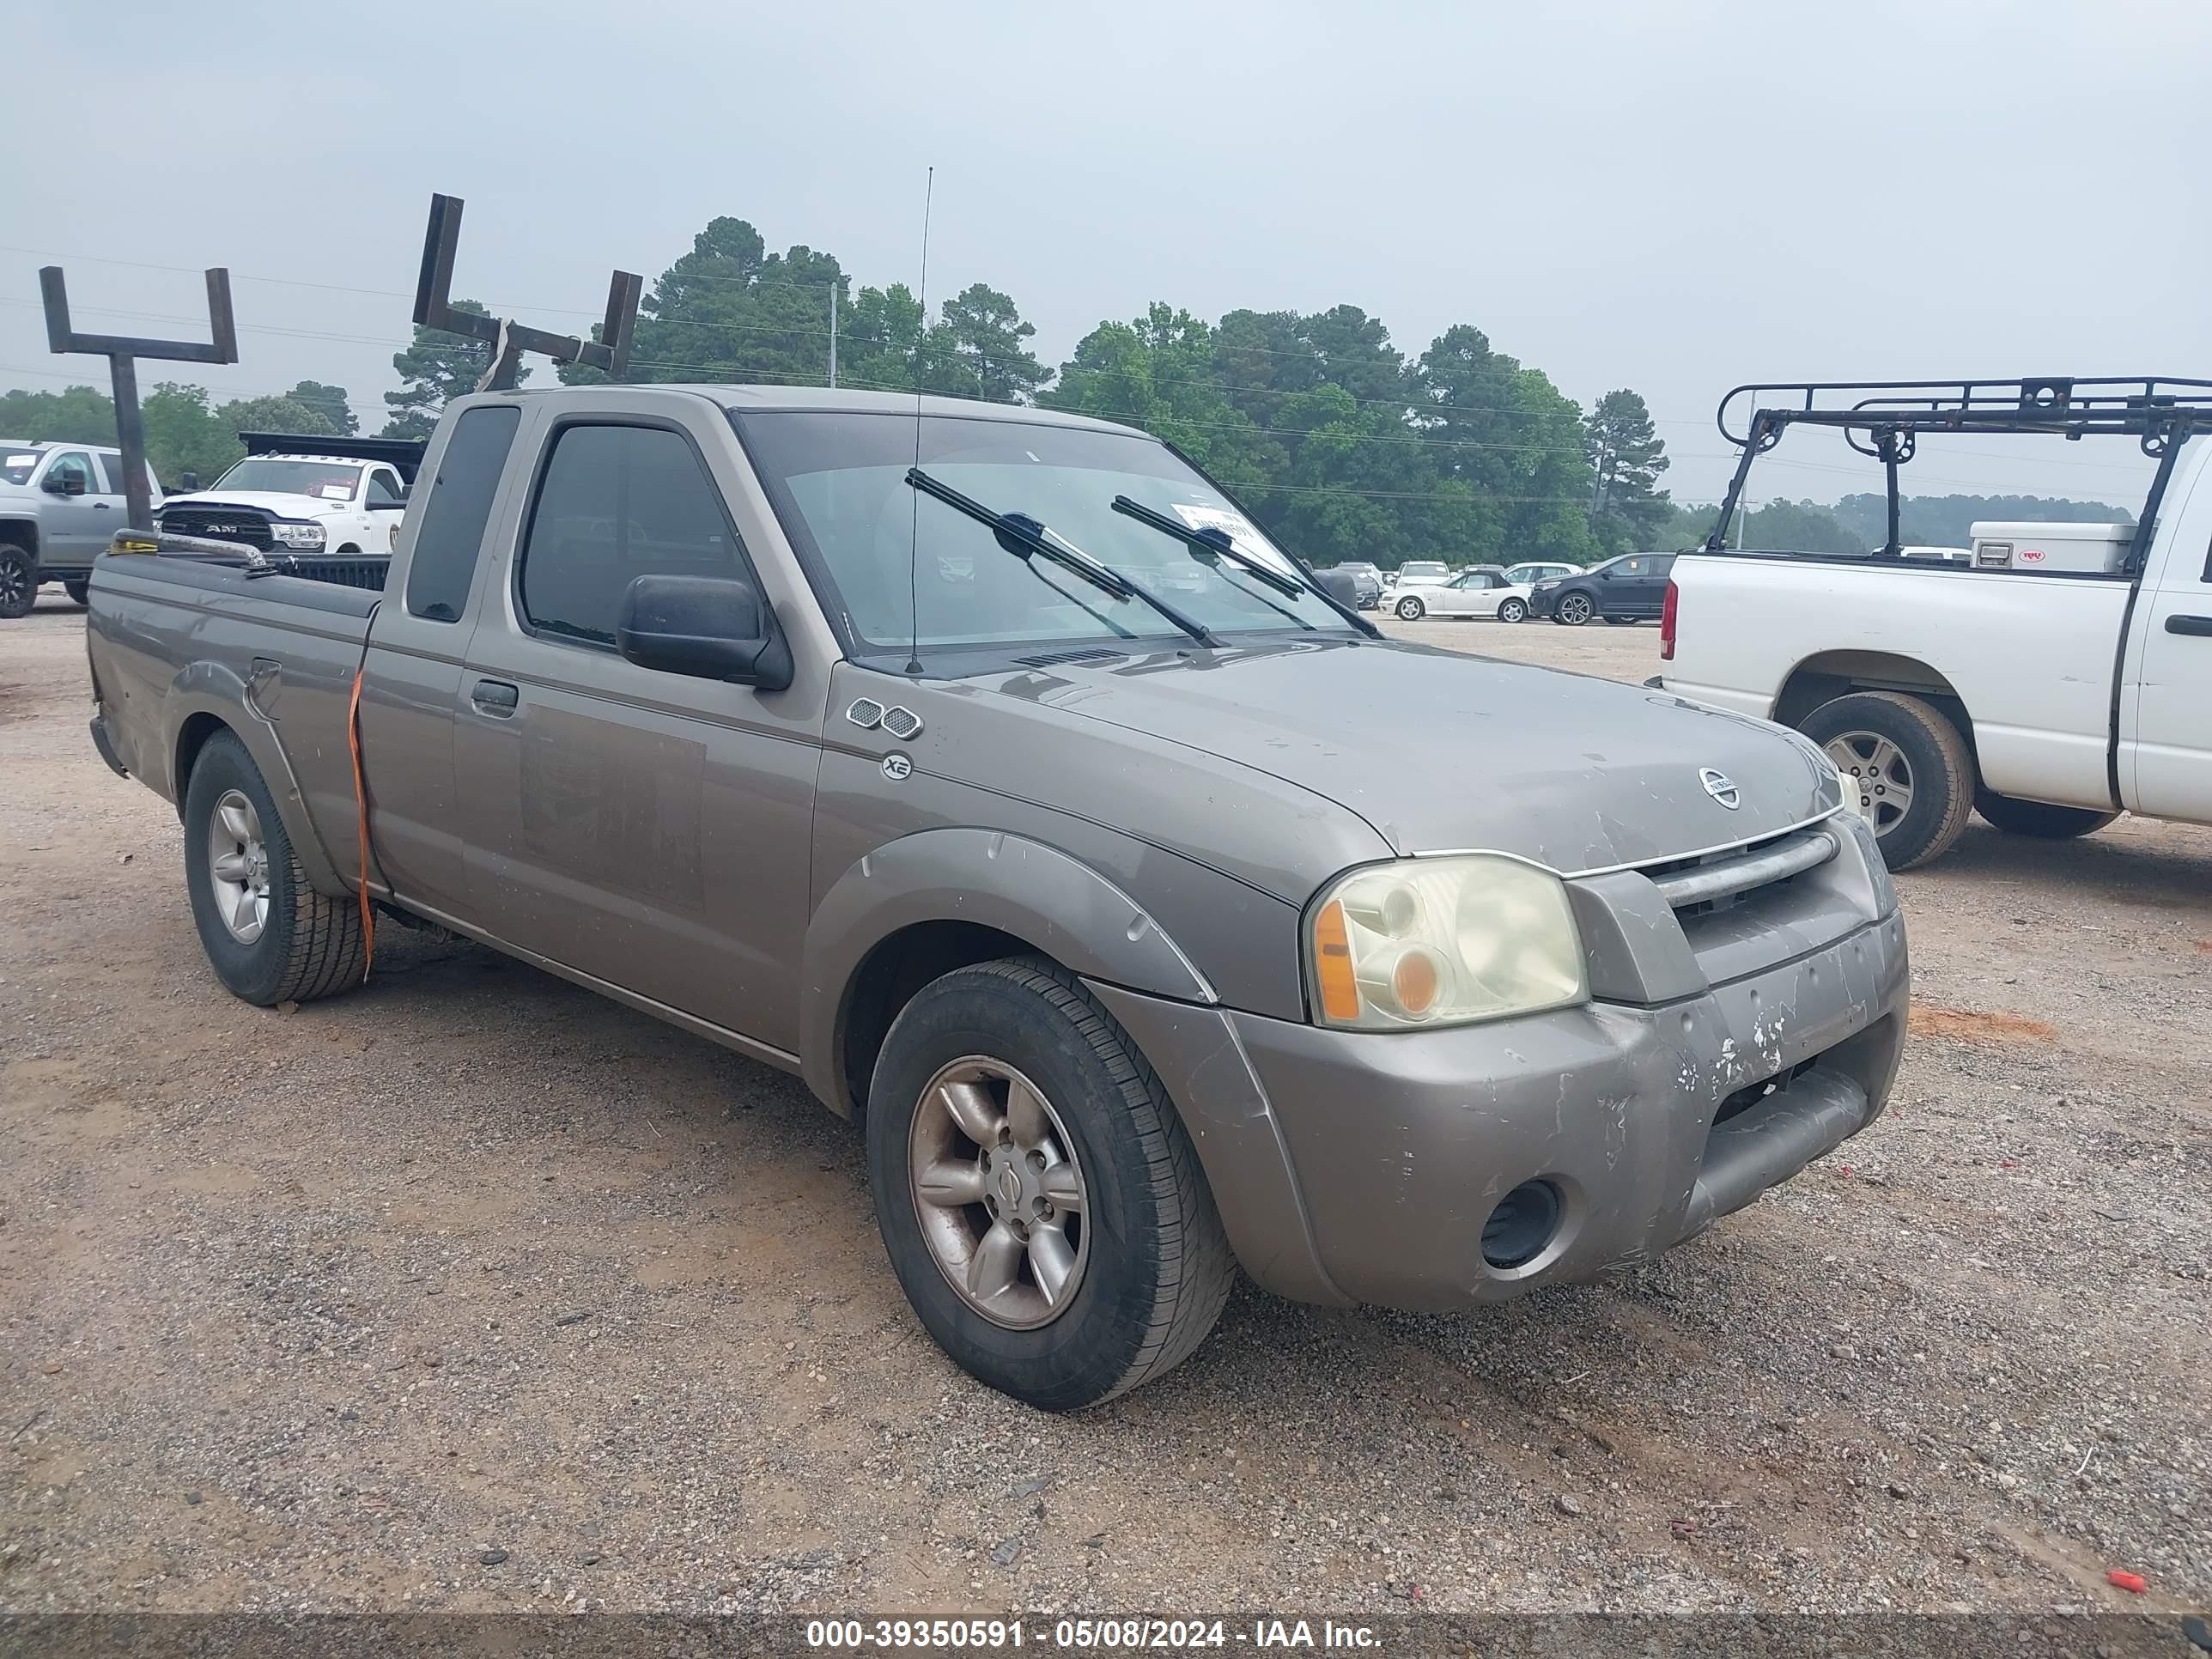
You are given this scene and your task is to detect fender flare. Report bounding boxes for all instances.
[164,660,350,897]
[799,827,1217,1109]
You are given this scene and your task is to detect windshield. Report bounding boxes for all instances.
[1401,562,1448,581]
[207,459,362,500]
[735,411,1348,652]
[2,450,42,488]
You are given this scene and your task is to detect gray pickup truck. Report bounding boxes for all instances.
[2,440,163,616]
[85,385,1908,1410]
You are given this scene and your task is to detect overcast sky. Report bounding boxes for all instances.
[6,1,2207,506]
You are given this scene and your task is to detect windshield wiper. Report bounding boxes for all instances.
[1109,495,1379,637]
[905,469,1218,647]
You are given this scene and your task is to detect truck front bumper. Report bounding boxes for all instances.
[1093,903,1908,1313]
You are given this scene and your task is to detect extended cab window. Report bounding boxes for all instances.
[518,422,746,647]
[404,405,520,623]
[95,454,133,495]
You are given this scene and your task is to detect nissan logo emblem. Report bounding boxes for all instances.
[1699,768,1741,810]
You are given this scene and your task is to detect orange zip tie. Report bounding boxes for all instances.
[347,665,376,976]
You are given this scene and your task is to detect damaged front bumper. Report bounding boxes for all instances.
[1094,813,1910,1312]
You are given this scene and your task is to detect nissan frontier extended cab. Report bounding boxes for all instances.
[84,386,1906,1410]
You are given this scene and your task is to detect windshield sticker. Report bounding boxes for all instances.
[1167,502,1297,575]
[316,482,353,498]
[7,455,36,467]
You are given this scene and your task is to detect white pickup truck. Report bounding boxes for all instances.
[1659,375,2212,868]
[153,434,420,562]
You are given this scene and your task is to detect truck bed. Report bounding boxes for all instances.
[87,551,377,897]
[1662,550,2135,808]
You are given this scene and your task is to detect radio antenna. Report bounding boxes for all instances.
[904,165,934,678]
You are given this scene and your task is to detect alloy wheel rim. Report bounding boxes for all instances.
[1560,594,1590,623]
[0,563,26,608]
[908,1056,1090,1330]
[1824,732,1915,836]
[207,788,271,944]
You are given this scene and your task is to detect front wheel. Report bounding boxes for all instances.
[866,957,1235,1411]
[0,546,36,619]
[1603,615,1636,625]
[1495,597,1527,623]
[64,579,89,606]
[1800,690,1975,870]
[182,730,367,1006]
[1553,592,1593,625]
[1974,790,2118,840]
[1395,596,1425,620]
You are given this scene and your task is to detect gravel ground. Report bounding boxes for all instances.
[3,591,2207,1617]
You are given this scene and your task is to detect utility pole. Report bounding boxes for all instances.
[40,264,238,531]
[829,283,839,389]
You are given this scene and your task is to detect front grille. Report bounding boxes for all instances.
[159,507,273,550]
[1638,825,1839,917]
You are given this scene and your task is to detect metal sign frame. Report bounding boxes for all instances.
[411,193,641,392]
[40,264,240,529]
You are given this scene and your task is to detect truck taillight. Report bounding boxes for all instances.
[1660,579,1679,660]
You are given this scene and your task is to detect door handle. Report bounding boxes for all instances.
[470,678,520,715]
[94,501,111,509]
[2166,614,2212,637]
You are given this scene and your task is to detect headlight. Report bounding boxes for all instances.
[1307,854,1588,1030]
[271,522,325,549]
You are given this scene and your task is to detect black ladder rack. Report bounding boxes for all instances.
[1707,375,2212,568]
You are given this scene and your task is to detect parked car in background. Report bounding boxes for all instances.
[1329,562,1384,609]
[1389,563,1534,623]
[82,382,1905,1412]
[1504,561,1577,586]
[0,441,164,617]
[153,434,422,563]
[1531,553,1676,626]
[1395,559,1451,587]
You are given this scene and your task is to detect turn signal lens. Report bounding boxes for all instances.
[1313,898,1361,1022]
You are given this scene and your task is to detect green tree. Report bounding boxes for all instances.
[1832,492,2133,549]
[382,300,523,439]
[217,395,337,441]
[0,384,118,444]
[938,283,1049,403]
[283,380,357,435]
[1741,499,1862,553]
[1583,388,1670,552]
[140,383,244,487]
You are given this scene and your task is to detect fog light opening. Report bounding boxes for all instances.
[1482,1180,1562,1271]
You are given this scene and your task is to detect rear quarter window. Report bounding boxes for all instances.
[404,406,521,623]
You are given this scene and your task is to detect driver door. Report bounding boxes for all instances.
[36,450,109,564]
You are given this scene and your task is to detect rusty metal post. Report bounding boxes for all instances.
[40,264,239,530]
[410,193,641,392]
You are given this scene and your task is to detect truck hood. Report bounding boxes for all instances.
[980,637,1842,873]
[159,490,345,519]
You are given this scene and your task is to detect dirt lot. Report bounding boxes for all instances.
[3,592,2208,1617]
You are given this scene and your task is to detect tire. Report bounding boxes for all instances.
[1553,591,1594,626]
[1395,596,1425,620]
[1603,615,1636,625]
[1799,690,1975,870]
[0,545,35,620]
[1973,790,2118,841]
[64,579,89,606]
[1496,598,1527,623]
[181,730,367,1006]
[866,957,1235,1412]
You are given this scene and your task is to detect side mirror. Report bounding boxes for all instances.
[179,471,200,491]
[616,573,793,690]
[45,471,86,496]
